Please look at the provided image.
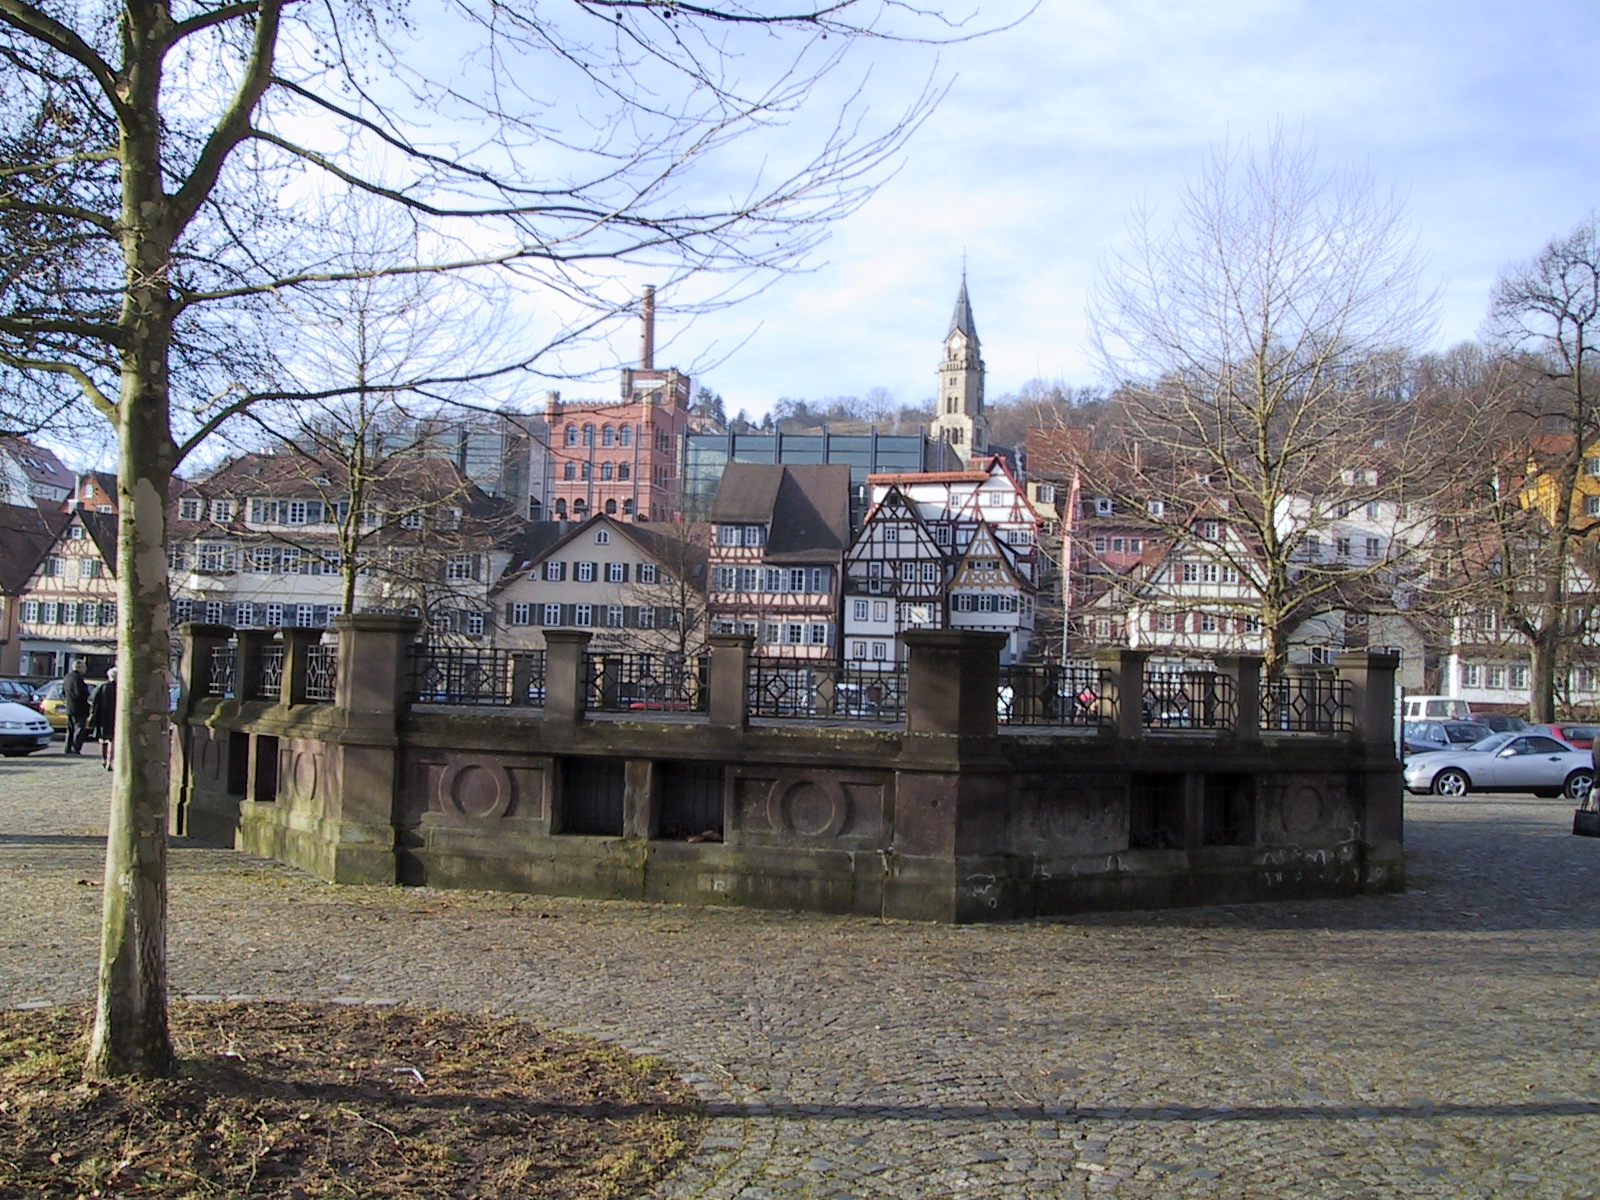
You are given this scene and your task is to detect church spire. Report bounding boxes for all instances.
[948,272,979,342]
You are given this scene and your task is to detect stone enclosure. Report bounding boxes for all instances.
[171,618,1403,922]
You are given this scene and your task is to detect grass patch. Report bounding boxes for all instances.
[0,1000,702,1199]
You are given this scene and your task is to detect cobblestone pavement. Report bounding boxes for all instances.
[3,754,1599,1198]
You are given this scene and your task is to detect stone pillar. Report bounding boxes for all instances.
[333,614,421,718]
[169,623,233,837]
[279,626,323,707]
[510,650,540,707]
[1095,647,1150,740]
[543,629,593,722]
[1336,650,1401,751]
[903,629,1008,736]
[175,622,233,719]
[623,758,660,839]
[708,633,754,728]
[1215,654,1264,742]
[233,628,274,704]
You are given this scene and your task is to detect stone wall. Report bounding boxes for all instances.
[171,620,1404,923]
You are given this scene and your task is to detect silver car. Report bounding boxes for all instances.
[1402,731,1594,799]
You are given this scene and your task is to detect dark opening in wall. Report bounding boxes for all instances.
[1203,774,1256,845]
[1129,772,1185,849]
[561,757,626,835]
[251,735,279,802]
[226,731,249,796]
[659,761,725,840]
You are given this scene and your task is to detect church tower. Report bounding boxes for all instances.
[930,274,988,464]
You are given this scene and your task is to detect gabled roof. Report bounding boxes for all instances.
[495,514,709,592]
[950,522,1029,591]
[0,437,72,501]
[709,463,850,563]
[77,511,118,574]
[0,502,69,593]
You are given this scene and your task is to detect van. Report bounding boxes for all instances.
[1402,695,1473,721]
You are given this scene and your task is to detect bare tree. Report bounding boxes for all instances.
[621,521,712,658]
[0,0,956,1079]
[1083,131,1438,675]
[1437,217,1600,720]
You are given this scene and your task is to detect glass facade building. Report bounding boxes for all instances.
[683,428,960,528]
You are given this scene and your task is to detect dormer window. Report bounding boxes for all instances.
[1095,497,1113,516]
[595,529,611,545]
[1147,499,1165,518]
[179,497,202,521]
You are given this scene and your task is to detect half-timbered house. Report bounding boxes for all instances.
[706,463,850,662]
[842,484,945,666]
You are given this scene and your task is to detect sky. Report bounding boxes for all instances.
[562,0,1600,419]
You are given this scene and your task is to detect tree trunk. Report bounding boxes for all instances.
[1529,634,1559,724]
[86,365,177,1079]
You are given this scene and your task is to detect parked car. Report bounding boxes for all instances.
[1402,695,1474,721]
[1402,719,1492,757]
[0,698,54,756]
[1528,723,1599,750]
[1402,731,1595,799]
[0,678,43,711]
[1477,714,1529,733]
[32,677,107,733]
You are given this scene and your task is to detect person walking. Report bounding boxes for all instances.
[89,667,117,771]
[62,659,90,755]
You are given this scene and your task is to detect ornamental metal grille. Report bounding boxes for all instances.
[999,663,1115,727]
[304,645,338,702]
[584,653,707,713]
[748,659,822,718]
[1141,669,1237,730]
[406,647,546,706]
[255,646,285,701]
[832,661,907,724]
[208,646,235,697]
[1261,675,1351,733]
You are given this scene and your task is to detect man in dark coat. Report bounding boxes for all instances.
[63,659,90,755]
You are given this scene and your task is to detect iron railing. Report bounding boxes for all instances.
[1141,668,1237,731]
[305,645,338,702]
[999,663,1115,728]
[407,647,546,706]
[746,659,908,722]
[584,652,707,713]
[255,645,285,701]
[208,645,235,697]
[1262,675,1351,733]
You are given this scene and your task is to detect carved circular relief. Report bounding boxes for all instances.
[774,778,848,838]
[1284,784,1324,836]
[197,735,221,782]
[442,763,511,820]
[291,750,318,802]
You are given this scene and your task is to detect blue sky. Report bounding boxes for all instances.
[571,0,1600,418]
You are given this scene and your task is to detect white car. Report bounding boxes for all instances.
[0,699,54,757]
[1402,731,1594,799]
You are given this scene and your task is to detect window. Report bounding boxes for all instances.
[81,559,103,580]
[606,605,624,627]
[998,595,1019,612]
[934,525,951,545]
[742,525,765,547]
[1461,663,1481,688]
[211,499,233,523]
[1200,614,1220,634]
[618,463,630,481]
[1111,537,1125,553]
[922,562,938,583]
[575,604,592,625]
[576,561,596,582]
[544,561,565,582]
[1365,537,1381,559]
[1147,499,1165,518]
[465,612,485,636]
[637,563,657,584]
[785,623,804,644]
[1486,665,1505,689]
[1181,562,1198,583]
[544,603,562,625]
[66,524,85,540]
[1156,612,1176,633]
[582,424,594,446]
[563,462,577,481]
[718,525,740,546]
[1336,537,1352,557]
[952,594,975,612]
[602,425,616,446]
[884,526,899,543]
[41,555,62,577]
[639,607,656,628]
[901,561,917,583]
[1587,457,1600,477]
[871,641,887,660]
[619,424,633,447]
[711,566,733,590]
[1202,563,1220,583]
[511,603,532,625]
[978,594,997,613]
[580,461,591,481]
[20,601,39,623]
[853,599,869,621]
[737,567,757,592]
[808,623,829,645]
[594,528,611,546]
[1221,566,1238,584]
[197,543,234,573]
[565,425,578,446]
[852,640,867,659]
[607,562,627,583]
[601,462,614,481]
[1095,497,1113,515]
[179,497,202,521]
[1587,495,1600,518]
[446,554,474,581]
[873,601,888,622]
[1199,520,1220,540]
[399,512,423,531]
[265,602,283,626]
[61,602,80,626]
[788,568,806,592]
[1509,665,1529,690]
[1093,536,1108,553]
